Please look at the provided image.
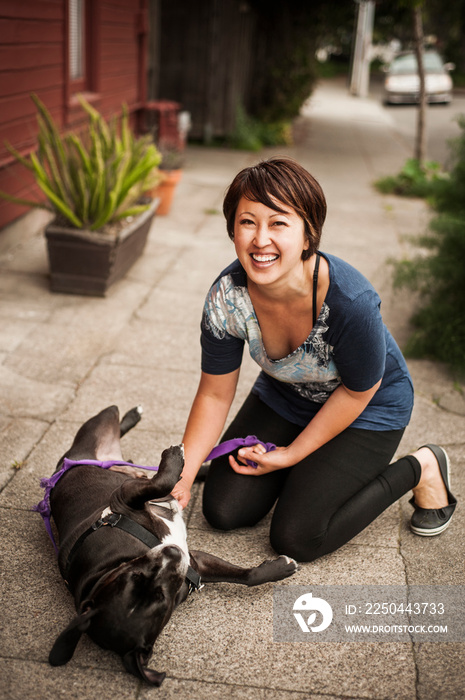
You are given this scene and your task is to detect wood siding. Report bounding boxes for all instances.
[155,0,256,140]
[0,0,149,230]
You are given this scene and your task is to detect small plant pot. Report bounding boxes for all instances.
[45,199,158,296]
[149,169,182,215]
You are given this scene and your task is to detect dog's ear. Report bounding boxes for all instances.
[48,607,98,666]
[123,649,166,686]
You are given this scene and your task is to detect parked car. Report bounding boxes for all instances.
[384,50,454,105]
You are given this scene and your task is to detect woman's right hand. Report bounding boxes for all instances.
[171,478,192,509]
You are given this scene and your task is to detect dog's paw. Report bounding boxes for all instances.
[158,444,184,480]
[119,406,143,437]
[275,555,298,577]
[248,555,298,586]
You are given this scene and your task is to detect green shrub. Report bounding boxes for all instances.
[390,119,465,375]
[228,104,263,151]
[374,158,445,198]
[0,95,161,231]
[228,104,292,152]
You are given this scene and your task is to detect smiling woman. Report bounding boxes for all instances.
[170,156,457,562]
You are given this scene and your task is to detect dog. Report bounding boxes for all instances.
[43,405,297,686]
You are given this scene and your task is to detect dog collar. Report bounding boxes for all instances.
[65,509,203,593]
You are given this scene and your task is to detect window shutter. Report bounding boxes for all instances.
[69,0,85,81]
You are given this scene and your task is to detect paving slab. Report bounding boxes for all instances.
[100,317,203,370]
[0,271,56,321]
[400,392,465,454]
[57,364,197,437]
[0,229,49,275]
[4,324,112,386]
[3,659,140,700]
[0,416,50,489]
[0,365,76,420]
[0,318,39,353]
[415,644,465,700]
[139,679,344,700]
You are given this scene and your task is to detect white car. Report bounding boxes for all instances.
[384,50,454,105]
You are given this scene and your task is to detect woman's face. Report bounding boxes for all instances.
[233,196,309,288]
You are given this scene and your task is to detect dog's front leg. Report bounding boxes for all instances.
[189,550,297,586]
[111,445,184,511]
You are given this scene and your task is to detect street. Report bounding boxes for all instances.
[369,76,465,167]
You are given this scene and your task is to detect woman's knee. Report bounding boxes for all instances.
[203,493,270,531]
[202,489,259,530]
[270,521,327,563]
[202,502,239,531]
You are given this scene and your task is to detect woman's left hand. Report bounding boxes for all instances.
[229,444,292,475]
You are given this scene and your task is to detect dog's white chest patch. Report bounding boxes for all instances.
[148,499,189,557]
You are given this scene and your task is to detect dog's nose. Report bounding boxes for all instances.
[162,545,182,560]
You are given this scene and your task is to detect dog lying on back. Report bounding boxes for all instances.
[43,405,297,685]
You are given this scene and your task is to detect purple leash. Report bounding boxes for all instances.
[33,436,276,553]
[205,435,276,467]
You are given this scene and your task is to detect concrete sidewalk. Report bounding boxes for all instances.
[1,78,463,700]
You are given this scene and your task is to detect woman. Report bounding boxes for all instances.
[172,157,456,562]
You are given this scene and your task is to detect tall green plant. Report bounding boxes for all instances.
[0,95,161,231]
[391,117,465,374]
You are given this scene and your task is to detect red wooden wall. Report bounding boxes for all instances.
[0,0,149,230]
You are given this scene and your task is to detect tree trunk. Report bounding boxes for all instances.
[412,6,426,165]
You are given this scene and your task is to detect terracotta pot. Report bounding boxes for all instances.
[45,199,158,296]
[150,169,182,215]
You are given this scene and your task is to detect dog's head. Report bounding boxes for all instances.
[49,543,189,686]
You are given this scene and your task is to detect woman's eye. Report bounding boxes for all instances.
[272,220,286,227]
[239,218,254,225]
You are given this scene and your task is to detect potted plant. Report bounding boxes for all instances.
[147,145,184,216]
[0,95,162,296]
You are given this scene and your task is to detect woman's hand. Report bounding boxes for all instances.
[171,479,192,509]
[229,444,292,475]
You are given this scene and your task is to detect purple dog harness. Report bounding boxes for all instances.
[33,436,276,553]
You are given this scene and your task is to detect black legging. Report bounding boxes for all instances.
[202,393,421,562]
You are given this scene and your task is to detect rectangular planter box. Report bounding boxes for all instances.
[45,200,158,296]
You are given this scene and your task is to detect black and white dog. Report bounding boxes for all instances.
[45,405,297,686]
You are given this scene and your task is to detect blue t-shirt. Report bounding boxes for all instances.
[200,253,414,431]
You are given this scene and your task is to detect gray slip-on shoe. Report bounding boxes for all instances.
[410,444,457,536]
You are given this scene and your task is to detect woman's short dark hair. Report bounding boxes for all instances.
[223,157,327,260]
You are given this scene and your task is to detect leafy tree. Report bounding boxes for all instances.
[422,0,465,76]
[247,0,353,122]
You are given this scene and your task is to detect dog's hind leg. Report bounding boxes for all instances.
[119,406,143,437]
[55,406,123,471]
